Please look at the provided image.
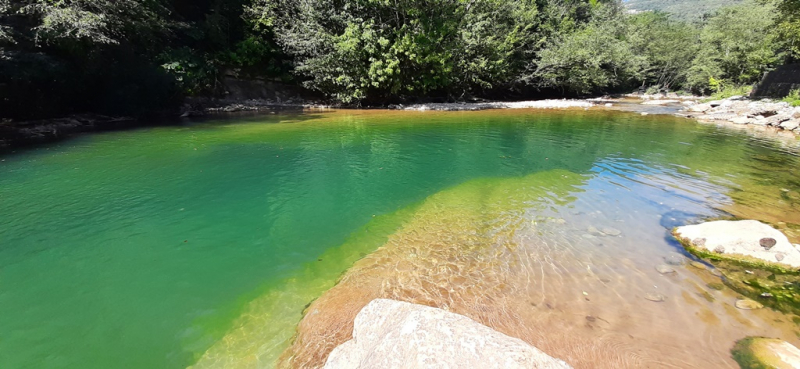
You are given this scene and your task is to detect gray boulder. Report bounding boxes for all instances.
[688,103,712,112]
[324,299,572,369]
[780,120,800,131]
[674,220,800,267]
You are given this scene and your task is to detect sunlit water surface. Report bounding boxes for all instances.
[1,109,800,368]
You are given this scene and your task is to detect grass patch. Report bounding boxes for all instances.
[705,84,753,101]
[782,89,800,107]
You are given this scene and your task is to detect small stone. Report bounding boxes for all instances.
[582,234,596,240]
[735,299,764,310]
[709,268,723,277]
[586,315,597,322]
[760,293,774,298]
[760,237,777,250]
[690,261,707,270]
[714,245,725,254]
[645,293,666,302]
[601,227,622,236]
[693,238,706,247]
[777,252,786,262]
[664,254,686,266]
[656,264,676,274]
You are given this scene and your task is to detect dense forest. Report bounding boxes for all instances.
[0,0,798,120]
[624,0,743,22]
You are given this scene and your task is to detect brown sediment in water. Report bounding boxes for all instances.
[279,169,800,369]
[279,169,584,368]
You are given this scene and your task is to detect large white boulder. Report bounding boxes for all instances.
[674,220,800,267]
[323,299,572,369]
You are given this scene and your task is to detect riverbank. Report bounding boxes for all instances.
[4,94,799,153]
[679,96,800,135]
[0,115,138,151]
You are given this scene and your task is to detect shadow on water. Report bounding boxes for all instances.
[0,108,325,157]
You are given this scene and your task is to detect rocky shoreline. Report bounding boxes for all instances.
[0,114,138,151]
[679,96,800,134]
[4,94,799,153]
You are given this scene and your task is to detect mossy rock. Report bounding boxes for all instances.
[732,337,800,369]
[673,230,800,315]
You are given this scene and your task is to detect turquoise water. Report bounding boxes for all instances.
[1,109,799,368]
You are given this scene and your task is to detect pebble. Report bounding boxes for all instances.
[735,299,764,310]
[690,261,707,270]
[582,234,596,239]
[656,264,676,274]
[602,227,622,236]
[645,293,666,302]
[776,252,786,262]
[664,254,686,266]
[760,237,777,250]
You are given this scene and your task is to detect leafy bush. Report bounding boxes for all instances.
[782,89,800,107]
[685,1,781,94]
[707,83,752,101]
[249,0,540,103]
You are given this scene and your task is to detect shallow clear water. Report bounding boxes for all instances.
[1,109,799,368]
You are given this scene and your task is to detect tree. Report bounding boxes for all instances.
[531,3,647,94]
[627,12,699,91]
[249,0,541,103]
[686,1,781,93]
[773,0,800,60]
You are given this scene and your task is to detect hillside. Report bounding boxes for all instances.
[625,0,744,22]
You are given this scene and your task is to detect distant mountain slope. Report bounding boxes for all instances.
[624,0,744,22]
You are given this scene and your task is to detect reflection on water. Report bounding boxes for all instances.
[1,109,800,369]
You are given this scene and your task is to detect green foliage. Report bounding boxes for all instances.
[160,48,219,96]
[249,0,541,103]
[0,0,795,116]
[627,12,699,91]
[774,0,800,60]
[782,88,800,106]
[685,1,781,93]
[624,0,744,22]
[707,83,753,100]
[533,4,647,94]
[625,0,744,23]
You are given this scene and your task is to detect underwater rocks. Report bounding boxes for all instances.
[674,220,800,268]
[323,299,572,369]
[674,220,800,314]
[735,299,764,310]
[732,337,800,369]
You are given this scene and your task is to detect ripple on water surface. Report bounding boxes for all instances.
[1,109,799,369]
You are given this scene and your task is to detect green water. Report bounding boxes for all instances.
[1,109,799,368]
